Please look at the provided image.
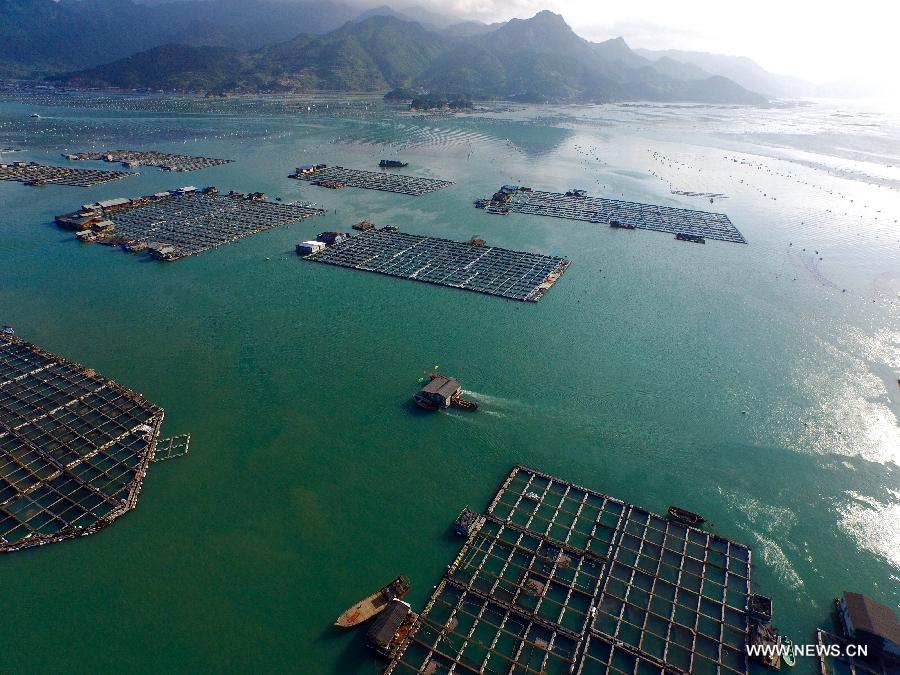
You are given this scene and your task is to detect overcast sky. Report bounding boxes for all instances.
[391,0,897,85]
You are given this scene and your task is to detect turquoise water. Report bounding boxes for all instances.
[0,94,898,674]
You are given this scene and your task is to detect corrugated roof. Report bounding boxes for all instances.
[97,197,130,208]
[421,375,460,399]
[367,600,409,647]
[843,592,900,645]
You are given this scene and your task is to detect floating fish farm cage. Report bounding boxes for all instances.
[71,192,324,260]
[0,333,164,553]
[482,189,746,244]
[303,228,569,302]
[0,161,131,187]
[65,150,233,172]
[290,166,453,196]
[385,466,753,674]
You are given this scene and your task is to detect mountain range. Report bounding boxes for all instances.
[2,0,845,103]
[44,11,767,104]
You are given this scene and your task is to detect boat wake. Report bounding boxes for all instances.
[460,390,531,412]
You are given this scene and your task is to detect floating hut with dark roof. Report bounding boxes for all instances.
[838,591,900,657]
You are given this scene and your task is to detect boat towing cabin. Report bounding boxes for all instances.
[413,374,478,411]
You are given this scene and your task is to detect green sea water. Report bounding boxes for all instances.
[0,94,898,674]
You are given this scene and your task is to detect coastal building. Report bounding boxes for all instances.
[837,592,900,657]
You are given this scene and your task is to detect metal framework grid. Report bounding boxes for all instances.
[485,190,746,244]
[386,466,753,675]
[67,150,233,172]
[0,161,131,187]
[290,166,453,195]
[0,333,163,553]
[304,229,569,302]
[100,192,324,259]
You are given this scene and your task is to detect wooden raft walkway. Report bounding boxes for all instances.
[385,465,754,675]
[0,161,132,187]
[290,166,453,196]
[0,333,164,553]
[65,150,233,172]
[303,228,570,302]
[483,188,747,244]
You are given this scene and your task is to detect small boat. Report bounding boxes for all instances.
[667,506,705,526]
[335,576,411,628]
[675,232,706,244]
[782,638,796,667]
[1,325,14,336]
[379,159,408,168]
[609,220,636,229]
[524,491,541,501]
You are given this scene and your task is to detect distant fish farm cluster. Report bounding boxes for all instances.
[384,465,761,675]
[289,164,453,195]
[301,227,569,302]
[0,333,164,553]
[64,150,234,172]
[0,160,131,187]
[55,187,324,261]
[478,185,747,244]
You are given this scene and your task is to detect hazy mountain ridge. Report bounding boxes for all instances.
[52,11,768,105]
[0,0,360,75]
[634,48,820,98]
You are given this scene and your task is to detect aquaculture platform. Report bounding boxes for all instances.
[481,187,746,244]
[289,165,453,196]
[385,465,754,674]
[58,190,324,261]
[0,161,131,187]
[65,150,233,172]
[302,228,569,302]
[0,333,164,553]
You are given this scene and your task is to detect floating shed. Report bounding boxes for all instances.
[0,333,164,553]
[302,228,569,302]
[837,592,900,657]
[478,187,747,244]
[289,165,453,196]
[368,599,415,658]
[385,465,754,674]
[296,241,326,255]
[57,191,325,261]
